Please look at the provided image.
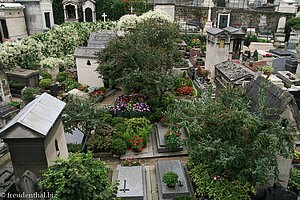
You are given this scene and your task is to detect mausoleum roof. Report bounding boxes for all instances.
[74,47,103,59]
[0,93,65,137]
[206,28,223,35]
[0,3,24,8]
[215,60,254,82]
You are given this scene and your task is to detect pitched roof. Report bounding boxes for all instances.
[0,93,65,137]
[206,28,223,35]
[74,47,103,58]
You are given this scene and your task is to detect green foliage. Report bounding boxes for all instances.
[165,86,296,186]
[95,0,127,21]
[179,34,206,47]
[173,195,196,200]
[9,101,20,107]
[244,34,258,46]
[125,117,152,138]
[67,143,83,153]
[40,72,52,79]
[111,138,127,154]
[99,114,114,125]
[182,70,187,78]
[189,163,256,199]
[164,128,181,150]
[262,65,274,73]
[62,78,81,92]
[146,94,175,122]
[253,50,259,61]
[162,171,179,187]
[56,72,68,82]
[98,86,107,93]
[52,0,64,24]
[39,79,52,90]
[123,132,131,145]
[21,87,41,105]
[97,19,184,99]
[63,95,103,135]
[8,81,27,89]
[0,22,116,70]
[112,117,128,126]
[288,168,300,194]
[285,17,300,41]
[175,78,190,90]
[86,125,116,152]
[40,152,119,199]
[186,46,192,52]
[197,88,203,98]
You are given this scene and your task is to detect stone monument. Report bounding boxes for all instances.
[274,16,286,48]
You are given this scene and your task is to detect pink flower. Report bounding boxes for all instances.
[214,177,217,181]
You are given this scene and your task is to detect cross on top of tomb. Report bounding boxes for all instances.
[102,13,107,22]
[120,180,130,193]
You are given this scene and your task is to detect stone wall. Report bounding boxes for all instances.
[175,6,294,34]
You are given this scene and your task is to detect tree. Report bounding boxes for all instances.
[97,19,184,100]
[285,17,300,41]
[40,152,119,200]
[165,87,296,186]
[52,0,64,24]
[62,96,103,135]
[95,0,127,21]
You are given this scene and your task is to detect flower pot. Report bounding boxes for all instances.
[166,185,175,190]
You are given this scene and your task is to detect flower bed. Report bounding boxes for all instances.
[122,157,142,166]
[130,136,144,152]
[176,87,196,96]
[164,128,182,151]
[113,94,150,118]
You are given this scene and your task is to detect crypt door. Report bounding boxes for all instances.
[232,38,241,59]
[85,8,92,22]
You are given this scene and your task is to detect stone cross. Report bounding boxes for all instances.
[120,180,130,193]
[102,13,107,22]
[130,6,134,13]
[178,180,184,187]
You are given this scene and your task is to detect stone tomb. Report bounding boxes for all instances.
[117,165,147,200]
[156,160,193,199]
[155,123,183,153]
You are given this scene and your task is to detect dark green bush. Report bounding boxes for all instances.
[112,117,127,126]
[98,86,106,93]
[9,101,20,107]
[173,195,196,200]
[111,138,127,154]
[8,81,27,89]
[67,143,83,153]
[40,72,52,80]
[39,79,52,90]
[288,168,300,195]
[162,171,178,187]
[21,87,40,105]
[56,72,68,82]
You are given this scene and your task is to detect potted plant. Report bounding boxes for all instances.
[111,139,127,156]
[162,171,179,189]
[292,150,300,164]
[262,65,274,75]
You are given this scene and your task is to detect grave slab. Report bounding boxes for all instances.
[156,160,191,199]
[155,124,183,153]
[117,165,147,200]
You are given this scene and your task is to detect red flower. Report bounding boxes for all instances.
[139,148,142,151]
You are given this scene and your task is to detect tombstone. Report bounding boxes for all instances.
[203,7,213,35]
[276,71,300,88]
[248,42,275,53]
[272,58,287,73]
[205,27,246,79]
[258,14,268,34]
[15,170,41,195]
[156,160,193,199]
[274,16,287,48]
[155,123,183,153]
[288,28,300,44]
[154,4,175,22]
[189,48,202,66]
[285,42,297,50]
[0,93,68,178]
[0,103,18,128]
[285,58,298,73]
[0,165,17,196]
[0,61,12,103]
[6,69,39,88]
[264,182,297,200]
[116,165,147,200]
[49,83,59,97]
[214,60,254,89]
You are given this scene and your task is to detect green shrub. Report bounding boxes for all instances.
[100,113,113,125]
[21,87,40,105]
[262,65,274,73]
[63,78,81,91]
[111,138,127,154]
[173,195,196,200]
[112,117,127,126]
[125,117,152,137]
[186,46,192,52]
[123,132,131,145]
[189,163,256,199]
[162,171,179,187]
[253,50,258,61]
[288,168,300,195]
[175,38,182,43]
[39,79,52,90]
[197,88,203,98]
[40,72,52,80]
[56,72,68,82]
[67,143,83,153]
[8,81,27,89]
[98,86,106,93]
[114,123,127,134]
[175,78,189,90]
[9,101,20,107]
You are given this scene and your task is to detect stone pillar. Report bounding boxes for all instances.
[75,5,78,20]
[63,7,67,20]
[274,16,286,48]
[203,7,213,35]
[83,11,86,22]
[93,11,96,22]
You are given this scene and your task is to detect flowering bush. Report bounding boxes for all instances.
[113,94,150,118]
[117,14,141,30]
[130,136,144,152]
[176,87,196,96]
[293,150,300,163]
[160,117,168,127]
[164,128,181,150]
[191,39,201,48]
[175,77,193,90]
[78,85,89,92]
[140,9,172,23]
[122,157,142,166]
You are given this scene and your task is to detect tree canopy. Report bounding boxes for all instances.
[97,19,184,99]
